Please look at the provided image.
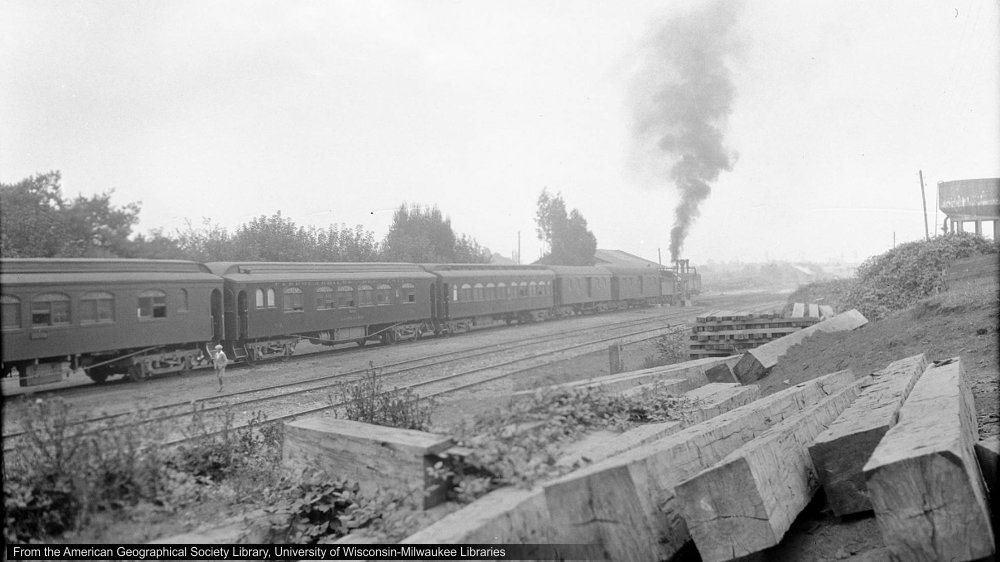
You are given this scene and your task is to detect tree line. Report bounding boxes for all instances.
[1,171,598,265]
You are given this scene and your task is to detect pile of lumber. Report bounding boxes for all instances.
[688,304,833,361]
[397,355,995,562]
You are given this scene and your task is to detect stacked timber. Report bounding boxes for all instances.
[402,370,857,549]
[688,306,826,361]
[540,369,859,561]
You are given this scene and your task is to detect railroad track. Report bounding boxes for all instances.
[3,308,696,451]
[2,306,692,402]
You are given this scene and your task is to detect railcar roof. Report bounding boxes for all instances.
[1,272,221,286]
[0,258,211,274]
[422,268,555,280]
[205,261,432,275]
[205,262,435,282]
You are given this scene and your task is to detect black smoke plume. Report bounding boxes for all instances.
[630,0,741,262]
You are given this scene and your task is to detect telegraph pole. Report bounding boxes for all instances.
[919,170,930,241]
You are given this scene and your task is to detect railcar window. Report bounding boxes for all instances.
[81,292,115,324]
[452,285,459,302]
[138,290,167,319]
[316,287,335,310]
[33,293,72,326]
[519,282,528,297]
[460,283,472,301]
[179,289,189,312]
[529,281,537,296]
[473,283,484,301]
[376,284,392,305]
[401,283,416,303]
[337,286,355,308]
[255,289,265,309]
[267,288,276,308]
[485,283,496,300]
[358,285,374,307]
[1,295,21,329]
[283,288,304,312]
[497,283,506,299]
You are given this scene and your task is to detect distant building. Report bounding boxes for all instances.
[938,178,999,239]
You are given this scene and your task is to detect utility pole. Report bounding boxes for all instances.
[658,248,662,265]
[919,170,930,241]
[517,231,521,265]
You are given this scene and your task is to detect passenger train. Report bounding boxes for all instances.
[0,258,700,386]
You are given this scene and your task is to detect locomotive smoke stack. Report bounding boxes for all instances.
[629,0,742,263]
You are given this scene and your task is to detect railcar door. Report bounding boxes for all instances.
[211,289,224,343]
[237,290,249,340]
[223,289,238,343]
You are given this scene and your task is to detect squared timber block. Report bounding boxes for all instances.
[809,354,927,516]
[616,377,687,399]
[863,357,995,561]
[283,416,455,509]
[675,381,864,562]
[562,383,759,468]
[733,309,868,383]
[684,383,760,421]
[541,368,859,562]
[401,486,552,544]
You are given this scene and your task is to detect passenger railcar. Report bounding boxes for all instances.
[1,259,221,384]
[602,264,662,307]
[204,262,437,361]
[547,265,613,315]
[420,264,555,332]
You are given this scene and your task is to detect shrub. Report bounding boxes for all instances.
[338,362,435,431]
[845,233,997,320]
[641,331,688,370]
[3,398,283,543]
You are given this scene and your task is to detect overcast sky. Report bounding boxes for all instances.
[2,0,998,265]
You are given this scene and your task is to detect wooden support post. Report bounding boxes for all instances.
[809,354,927,515]
[609,342,623,375]
[863,358,995,561]
[541,369,858,561]
[675,382,864,561]
[733,310,868,383]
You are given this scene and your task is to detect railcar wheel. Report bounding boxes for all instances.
[356,339,367,348]
[281,344,294,361]
[128,364,147,382]
[88,371,109,384]
[244,347,257,367]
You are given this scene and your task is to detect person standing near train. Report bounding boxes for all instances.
[212,344,228,392]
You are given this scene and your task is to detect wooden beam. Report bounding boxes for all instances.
[733,309,868,383]
[541,369,859,561]
[809,354,928,515]
[563,383,761,467]
[400,486,553,544]
[863,358,995,561]
[675,381,864,561]
[283,417,454,509]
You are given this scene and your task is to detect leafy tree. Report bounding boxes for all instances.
[0,171,140,258]
[382,203,490,263]
[534,189,597,266]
